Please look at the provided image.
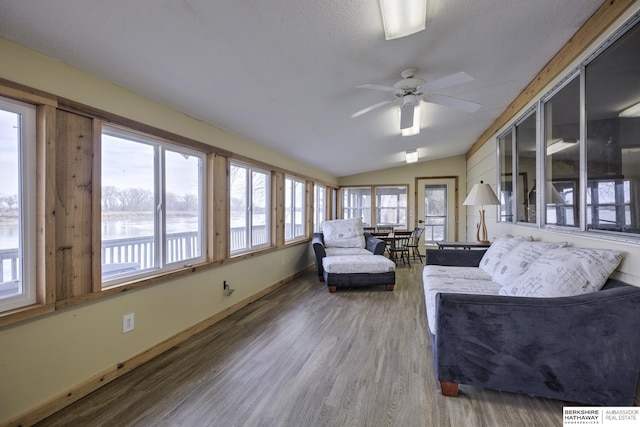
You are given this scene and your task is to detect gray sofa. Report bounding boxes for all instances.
[424,248,640,406]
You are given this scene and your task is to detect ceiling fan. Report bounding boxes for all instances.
[351,68,481,130]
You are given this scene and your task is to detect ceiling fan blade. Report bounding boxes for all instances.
[356,84,398,93]
[350,99,394,118]
[417,71,474,93]
[425,94,481,113]
[400,104,415,129]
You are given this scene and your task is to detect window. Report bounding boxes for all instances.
[101,126,205,284]
[342,187,371,226]
[543,76,580,227]
[375,186,407,229]
[498,130,514,222]
[230,162,270,253]
[498,16,640,239]
[285,176,305,241]
[424,185,447,242]
[0,97,36,312]
[498,110,536,225]
[313,184,326,232]
[585,20,640,235]
[515,111,537,224]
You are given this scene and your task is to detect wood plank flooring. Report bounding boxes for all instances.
[37,263,565,427]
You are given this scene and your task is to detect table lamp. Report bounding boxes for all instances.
[463,181,500,244]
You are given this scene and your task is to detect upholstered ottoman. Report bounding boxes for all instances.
[322,255,396,293]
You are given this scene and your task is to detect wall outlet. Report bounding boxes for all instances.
[123,312,135,333]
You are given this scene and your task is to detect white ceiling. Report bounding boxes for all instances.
[0,0,604,177]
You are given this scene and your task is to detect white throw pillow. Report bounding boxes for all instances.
[499,247,623,298]
[491,241,567,287]
[322,218,365,248]
[478,235,531,276]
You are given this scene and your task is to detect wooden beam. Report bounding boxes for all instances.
[466,0,637,160]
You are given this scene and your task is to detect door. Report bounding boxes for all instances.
[417,178,458,246]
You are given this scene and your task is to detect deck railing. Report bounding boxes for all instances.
[0,248,19,284]
[1,225,284,283]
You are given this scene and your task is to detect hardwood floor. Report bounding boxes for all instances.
[37,264,565,427]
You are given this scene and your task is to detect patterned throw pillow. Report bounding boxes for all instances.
[491,241,567,287]
[499,247,623,297]
[478,235,531,276]
[321,218,365,248]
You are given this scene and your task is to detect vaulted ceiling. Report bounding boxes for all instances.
[0,0,604,176]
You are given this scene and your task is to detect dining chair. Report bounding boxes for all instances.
[406,227,425,263]
[388,231,412,266]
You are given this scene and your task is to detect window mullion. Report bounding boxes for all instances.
[155,145,165,269]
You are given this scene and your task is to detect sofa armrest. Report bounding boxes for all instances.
[312,233,326,279]
[365,234,386,255]
[435,284,640,405]
[425,249,486,267]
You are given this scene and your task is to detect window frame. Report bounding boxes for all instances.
[100,125,207,287]
[284,175,306,242]
[229,161,272,255]
[0,96,37,312]
[313,183,326,233]
[374,185,408,229]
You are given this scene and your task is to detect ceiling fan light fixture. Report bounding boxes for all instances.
[379,0,427,40]
[400,104,421,136]
[405,149,419,163]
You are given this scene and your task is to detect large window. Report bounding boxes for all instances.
[424,185,447,242]
[101,126,205,284]
[0,97,36,312]
[375,186,407,229]
[285,176,305,241]
[342,187,371,226]
[314,184,326,232]
[230,162,270,253]
[499,16,640,241]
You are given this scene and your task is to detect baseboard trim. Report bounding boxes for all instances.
[4,266,313,427]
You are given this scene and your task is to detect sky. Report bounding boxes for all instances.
[0,110,19,197]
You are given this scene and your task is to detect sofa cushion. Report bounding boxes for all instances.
[325,247,372,257]
[491,241,567,286]
[322,218,365,248]
[322,255,395,275]
[422,272,501,335]
[499,247,623,298]
[423,265,492,281]
[478,235,531,276]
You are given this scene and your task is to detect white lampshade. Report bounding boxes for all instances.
[379,0,427,40]
[463,181,500,206]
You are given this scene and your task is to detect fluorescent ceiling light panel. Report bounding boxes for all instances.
[619,102,640,118]
[405,149,418,163]
[379,0,427,40]
[400,104,421,136]
[547,138,577,155]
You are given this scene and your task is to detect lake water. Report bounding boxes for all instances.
[0,216,203,249]
[0,214,250,249]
